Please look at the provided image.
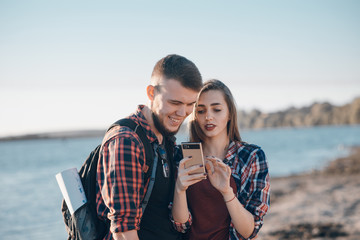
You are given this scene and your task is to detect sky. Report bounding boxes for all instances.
[1,0,359,137]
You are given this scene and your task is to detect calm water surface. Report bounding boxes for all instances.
[1,125,359,239]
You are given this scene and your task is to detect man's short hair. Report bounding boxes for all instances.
[151,54,203,91]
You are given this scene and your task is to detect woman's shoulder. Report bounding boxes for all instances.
[234,141,266,162]
[236,141,262,152]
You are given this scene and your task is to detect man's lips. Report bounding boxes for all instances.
[169,116,181,125]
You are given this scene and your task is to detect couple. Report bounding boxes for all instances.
[96,54,270,240]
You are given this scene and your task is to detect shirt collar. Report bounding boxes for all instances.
[127,105,157,144]
[224,140,237,165]
[129,105,176,145]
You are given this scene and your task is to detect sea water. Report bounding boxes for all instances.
[0,125,359,239]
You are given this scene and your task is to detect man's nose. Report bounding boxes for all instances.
[185,104,196,116]
[176,105,186,117]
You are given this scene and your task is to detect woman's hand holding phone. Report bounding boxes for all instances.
[175,157,207,192]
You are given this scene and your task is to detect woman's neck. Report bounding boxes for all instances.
[202,134,230,160]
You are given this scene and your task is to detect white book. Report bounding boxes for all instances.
[56,168,87,215]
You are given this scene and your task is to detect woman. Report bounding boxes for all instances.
[171,80,270,240]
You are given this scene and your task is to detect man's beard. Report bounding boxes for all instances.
[152,112,179,137]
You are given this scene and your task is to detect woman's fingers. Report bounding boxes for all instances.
[176,171,206,191]
[206,156,228,170]
[178,156,194,169]
[179,168,206,180]
[186,177,205,186]
[178,156,205,175]
[176,156,207,191]
[205,156,222,166]
[185,172,207,181]
[205,160,214,174]
[205,156,232,180]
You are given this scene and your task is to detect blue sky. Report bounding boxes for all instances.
[1,0,359,137]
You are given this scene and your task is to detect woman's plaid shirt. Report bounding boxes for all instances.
[173,141,270,240]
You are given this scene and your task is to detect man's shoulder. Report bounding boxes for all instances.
[101,107,151,147]
[102,124,141,147]
[173,145,183,165]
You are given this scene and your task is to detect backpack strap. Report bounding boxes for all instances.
[110,119,154,168]
[109,118,157,214]
[141,143,158,213]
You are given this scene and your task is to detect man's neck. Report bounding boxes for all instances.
[141,105,164,144]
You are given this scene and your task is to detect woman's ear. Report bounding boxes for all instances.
[146,85,155,101]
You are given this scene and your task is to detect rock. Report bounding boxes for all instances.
[268,223,349,239]
[238,97,360,129]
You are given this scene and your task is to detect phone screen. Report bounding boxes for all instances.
[181,142,205,174]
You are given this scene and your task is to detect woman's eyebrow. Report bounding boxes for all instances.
[210,103,221,106]
[198,103,221,107]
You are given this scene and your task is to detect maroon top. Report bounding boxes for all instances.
[186,176,237,240]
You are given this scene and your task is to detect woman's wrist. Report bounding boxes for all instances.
[222,187,234,201]
[175,181,187,193]
[224,194,236,203]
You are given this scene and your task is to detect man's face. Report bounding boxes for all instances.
[150,79,199,136]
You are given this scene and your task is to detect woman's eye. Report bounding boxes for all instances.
[214,109,222,112]
[197,110,205,114]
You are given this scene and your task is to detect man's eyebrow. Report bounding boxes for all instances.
[169,100,183,104]
[170,100,196,105]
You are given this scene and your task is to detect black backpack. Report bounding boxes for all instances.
[61,118,156,240]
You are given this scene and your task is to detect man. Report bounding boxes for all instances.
[96,54,203,240]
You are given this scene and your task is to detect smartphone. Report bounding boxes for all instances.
[181,142,205,174]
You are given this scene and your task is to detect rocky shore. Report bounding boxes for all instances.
[238,97,360,129]
[258,147,360,239]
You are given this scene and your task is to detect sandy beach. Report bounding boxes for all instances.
[258,147,360,239]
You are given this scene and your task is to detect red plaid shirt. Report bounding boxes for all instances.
[96,105,157,239]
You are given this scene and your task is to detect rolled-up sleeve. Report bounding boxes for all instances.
[241,148,270,239]
[98,135,145,233]
[169,205,192,233]
[170,146,193,233]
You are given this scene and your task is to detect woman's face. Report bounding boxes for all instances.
[196,90,229,140]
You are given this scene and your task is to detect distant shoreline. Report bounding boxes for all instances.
[1,124,359,142]
[2,97,359,142]
[0,129,106,142]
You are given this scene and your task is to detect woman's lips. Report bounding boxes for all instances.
[205,124,215,131]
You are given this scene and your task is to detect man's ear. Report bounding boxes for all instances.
[146,85,155,101]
